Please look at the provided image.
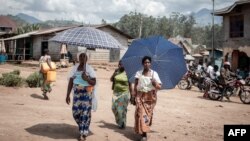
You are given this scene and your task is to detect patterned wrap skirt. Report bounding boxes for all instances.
[72,85,92,135]
[112,92,130,127]
[134,90,157,134]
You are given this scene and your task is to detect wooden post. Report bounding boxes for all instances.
[13,40,16,60]
[23,39,26,60]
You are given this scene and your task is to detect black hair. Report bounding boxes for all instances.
[142,56,151,64]
[79,53,88,61]
[213,65,219,71]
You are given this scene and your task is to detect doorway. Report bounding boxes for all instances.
[41,41,48,56]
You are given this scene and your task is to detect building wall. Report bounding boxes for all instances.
[222,4,250,70]
[222,4,250,52]
[32,36,42,60]
[48,42,63,60]
[97,26,129,62]
[33,35,72,61]
[97,27,129,47]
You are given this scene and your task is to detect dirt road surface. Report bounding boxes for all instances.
[0,63,249,141]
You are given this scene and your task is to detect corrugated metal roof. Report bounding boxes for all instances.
[90,24,133,39]
[2,25,133,41]
[3,26,79,40]
[214,0,250,15]
[4,31,39,40]
[34,26,79,35]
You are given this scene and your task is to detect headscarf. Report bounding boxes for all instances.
[76,50,90,62]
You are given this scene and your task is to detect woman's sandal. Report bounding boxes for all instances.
[140,137,147,141]
[42,93,49,100]
[78,135,86,141]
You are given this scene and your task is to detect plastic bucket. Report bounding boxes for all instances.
[46,71,56,82]
[0,55,6,64]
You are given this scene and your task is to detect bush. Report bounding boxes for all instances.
[26,72,40,88]
[12,69,20,75]
[0,73,23,87]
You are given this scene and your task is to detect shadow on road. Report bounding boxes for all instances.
[97,120,141,141]
[197,96,244,105]
[30,93,45,100]
[25,123,86,139]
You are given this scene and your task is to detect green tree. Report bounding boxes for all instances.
[114,11,223,49]
[17,24,40,34]
[101,19,107,24]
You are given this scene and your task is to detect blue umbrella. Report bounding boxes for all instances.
[121,36,187,89]
[49,27,122,49]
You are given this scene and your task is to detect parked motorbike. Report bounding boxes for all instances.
[245,76,250,86]
[178,69,207,91]
[205,76,250,104]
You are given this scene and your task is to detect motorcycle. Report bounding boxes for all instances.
[205,76,250,104]
[245,76,250,86]
[178,69,207,91]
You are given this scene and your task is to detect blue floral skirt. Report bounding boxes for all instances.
[72,85,92,136]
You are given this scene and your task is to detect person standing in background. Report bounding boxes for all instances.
[39,49,52,100]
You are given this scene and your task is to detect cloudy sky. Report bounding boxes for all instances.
[0,0,236,24]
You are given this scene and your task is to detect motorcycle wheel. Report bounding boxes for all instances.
[178,80,189,90]
[208,84,221,100]
[239,90,250,104]
[198,82,206,92]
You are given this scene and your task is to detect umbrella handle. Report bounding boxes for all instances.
[83,49,88,73]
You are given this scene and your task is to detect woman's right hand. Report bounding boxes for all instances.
[130,96,135,105]
[66,96,70,105]
[130,93,136,105]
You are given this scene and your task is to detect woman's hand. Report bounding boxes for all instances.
[130,91,136,105]
[66,96,70,105]
[152,79,161,89]
[151,79,157,87]
[82,72,90,81]
[130,95,136,105]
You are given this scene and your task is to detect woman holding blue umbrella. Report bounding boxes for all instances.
[132,56,162,141]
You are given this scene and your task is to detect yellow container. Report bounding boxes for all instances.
[86,86,94,93]
[46,71,56,82]
[41,62,56,73]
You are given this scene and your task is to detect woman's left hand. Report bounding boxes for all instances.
[152,79,161,89]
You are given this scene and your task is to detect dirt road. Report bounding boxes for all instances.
[0,63,249,141]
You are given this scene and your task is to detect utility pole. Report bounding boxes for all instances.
[212,0,215,65]
[138,15,143,39]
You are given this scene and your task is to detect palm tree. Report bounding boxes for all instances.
[16,24,40,34]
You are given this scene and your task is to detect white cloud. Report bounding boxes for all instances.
[0,0,236,24]
[143,1,166,16]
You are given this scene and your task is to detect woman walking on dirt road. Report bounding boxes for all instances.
[132,56,162,141]
[66,52,96,141]
[110,60,132,129]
